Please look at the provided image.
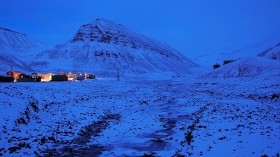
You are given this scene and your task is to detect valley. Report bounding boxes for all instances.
[0,16,279,157]
[0,75,279,156]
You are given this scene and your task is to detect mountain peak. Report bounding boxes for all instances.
[92,18,121,26]
[33,19,197,74]
[70,19,184,59]
[71,18,130,44]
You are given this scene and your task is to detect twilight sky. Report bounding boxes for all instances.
[1,0,280,59]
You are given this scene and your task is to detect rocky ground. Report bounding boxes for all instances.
[0,76,279,156]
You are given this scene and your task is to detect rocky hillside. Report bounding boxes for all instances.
[258,42,280,60]
[0,27,46,73]
[32,19,198,74]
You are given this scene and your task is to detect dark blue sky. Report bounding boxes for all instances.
[1,0,280,58]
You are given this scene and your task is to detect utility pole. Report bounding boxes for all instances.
[116,71,120,81]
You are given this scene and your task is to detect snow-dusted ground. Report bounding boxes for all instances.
[0,74,279,156]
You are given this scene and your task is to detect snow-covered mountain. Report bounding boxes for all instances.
[258,42,280,60]
[0,53,32,74]
[194,39,280,67]
[201,41,280,78]
[0,27,47,73]
[0,27,43,52]
[203,57,280,78]
[32,19,198,74]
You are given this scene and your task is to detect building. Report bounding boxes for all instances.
[213,64,221,69]
[36,73,53,82]
[76,72,85,81]
[66,72,75,81]
[52,74,68,82]
[7,71,22,82]
[58,71,65,75]
[0,75,14,82]
[18,74,41,82]
[223,60,236,65]
[85,74,95,79]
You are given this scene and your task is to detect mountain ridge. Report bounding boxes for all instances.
[0,27,46,73]
[0,27,45,53]
[258,42,280,60]
[32,19,198,74]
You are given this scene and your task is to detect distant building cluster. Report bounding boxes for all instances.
[0,71,95,82]
[213,60,236,69]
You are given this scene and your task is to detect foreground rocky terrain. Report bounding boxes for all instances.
[0,74,279,156]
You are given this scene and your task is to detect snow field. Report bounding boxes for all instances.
[0,75,279,156]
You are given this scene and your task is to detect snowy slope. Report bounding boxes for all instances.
[0,28,39,51]
[0,76,279,156]
[202,41,280,78]
[31,19,198,74]
[202,57,280,78]
[0,27,46,58]
[258,43,280,60]
[0,27,49,73]
[0,53,32,74]
[194,39,280,67]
